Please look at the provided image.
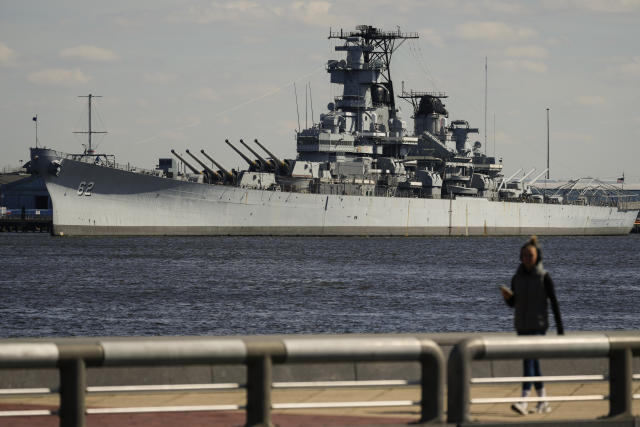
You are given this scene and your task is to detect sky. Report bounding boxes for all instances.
[1,0,639,182]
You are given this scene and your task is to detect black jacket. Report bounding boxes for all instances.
[505,263,564,334]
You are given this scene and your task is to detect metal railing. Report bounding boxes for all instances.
[447,334,640,423]
[0,336,444,427]
[2,334,640,426]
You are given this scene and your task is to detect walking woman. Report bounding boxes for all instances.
[501,235,564,415]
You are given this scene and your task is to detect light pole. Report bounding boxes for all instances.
[545,108,550,201]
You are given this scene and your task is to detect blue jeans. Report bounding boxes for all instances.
[519,331,545,391]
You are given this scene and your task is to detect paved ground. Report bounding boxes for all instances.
[1,382,639,426]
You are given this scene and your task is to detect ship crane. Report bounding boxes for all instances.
[497,168,522,192]
[527,169,549,187]
[516,168,537,183]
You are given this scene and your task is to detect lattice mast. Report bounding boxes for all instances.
[329,25,418,116]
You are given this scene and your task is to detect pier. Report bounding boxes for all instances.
[0,208,52,233]
[0,216,52,233]
[1,332,638,426]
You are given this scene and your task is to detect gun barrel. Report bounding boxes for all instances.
[239,139,271,169]
[253,139,287,171]
[185,149,220,180]
[225,139,256,167]
[171,149,201,175]
[200,150,233,179]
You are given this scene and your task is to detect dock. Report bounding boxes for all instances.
[0,216,52,233]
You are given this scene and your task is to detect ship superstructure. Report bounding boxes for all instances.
[27,26,638,236]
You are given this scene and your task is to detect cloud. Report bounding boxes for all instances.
[0,41,14,65]
[190,87,220,102]
[60,45,118,62]
[419,28,444,48]
[133,117,201,145]
[497,59,547,73]
[498,45,549,75]
[482,0,531,14]
[143,72,176,84]
[617,57,640,76]
[447,0,531,15]
[541,0,640,13]
[280,1,335,27]
[554,130,595,142]
[173,1,338,28]
[505,45,548,59]
[243,35,267,44]
[576,95,607,106]
[136,98,150,108]
[456,21,536,41]
[27,68,91,86]
[175,1,270,24]
[275,119,299,135]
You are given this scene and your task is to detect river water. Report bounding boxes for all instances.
[0,234,638,338]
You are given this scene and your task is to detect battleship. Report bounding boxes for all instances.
[29,25,637,236]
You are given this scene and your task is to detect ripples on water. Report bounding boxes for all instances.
[0,234,638,337]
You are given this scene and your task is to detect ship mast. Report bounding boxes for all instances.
[328,25,418,117]
[74,94,107,154]
[484,57,488,155]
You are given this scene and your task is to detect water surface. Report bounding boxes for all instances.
[1,234,638,337]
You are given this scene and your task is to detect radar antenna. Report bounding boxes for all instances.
[398,89,448,119]
[329,25,418,113]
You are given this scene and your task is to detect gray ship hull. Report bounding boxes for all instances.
[40,154,637,236]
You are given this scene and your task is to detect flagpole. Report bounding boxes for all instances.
[33,115,38,148]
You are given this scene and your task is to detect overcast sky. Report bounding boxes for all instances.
[1,0,639,182]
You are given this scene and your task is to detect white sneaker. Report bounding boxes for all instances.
[511,402,528,415]
[535,401,551,413]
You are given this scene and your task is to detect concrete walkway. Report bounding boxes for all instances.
[1,382,639,426]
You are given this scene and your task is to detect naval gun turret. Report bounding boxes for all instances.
[225,139,260,171]
[185,149,221,183]
[239,139,273,172]
[253,139,290,175]
[170,149,201,176]
[200,149,235,183]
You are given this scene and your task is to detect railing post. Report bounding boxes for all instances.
[56,342,104,427]
[447,338,484,424]
[59,358,86,427]
[419,340,444,423]
[608,347,632,418]
[246,354,272,427]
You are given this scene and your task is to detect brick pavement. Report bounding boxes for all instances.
[1,382,639,426]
